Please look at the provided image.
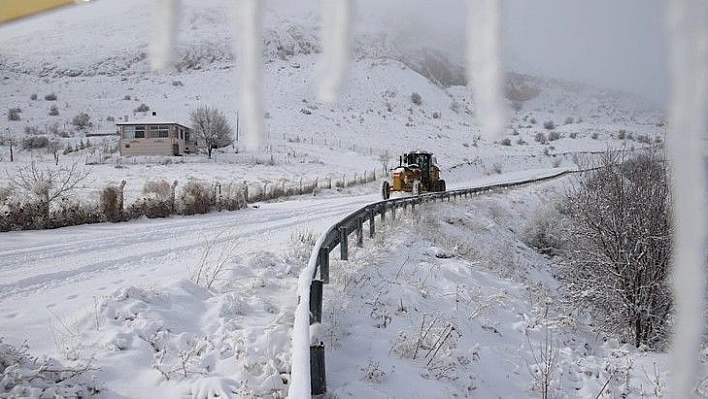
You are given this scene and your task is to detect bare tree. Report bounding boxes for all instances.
[7,160,92,224]
[561,150,672,348]
[1,129,18,162]
[189,106,233,158]
[47,140,61,165]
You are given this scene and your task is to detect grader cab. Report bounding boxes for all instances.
[381,151,446,199]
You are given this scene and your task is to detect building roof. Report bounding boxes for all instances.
[115,114,191,128]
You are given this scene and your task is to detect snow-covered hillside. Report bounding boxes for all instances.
[0,1,682,398]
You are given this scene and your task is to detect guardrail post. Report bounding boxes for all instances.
[369,209,375,238]
[391,205,396,220]
[310,342,327,395]
[319,247,329,284]
[339,227,348,260]
[356,217,364,247]
[381,205,386,222]
[310,280,323,324]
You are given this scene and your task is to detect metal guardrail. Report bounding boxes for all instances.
[289,168,575,397]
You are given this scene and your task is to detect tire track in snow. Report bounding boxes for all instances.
[0,194,375,301]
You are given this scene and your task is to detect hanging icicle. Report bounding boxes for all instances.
[150,0,180,71]
[667,1,708,398]
[233,0,265,151]
[317,0,351,103]
[466,0,504,141]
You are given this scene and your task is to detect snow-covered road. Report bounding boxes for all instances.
[0,191,378,356]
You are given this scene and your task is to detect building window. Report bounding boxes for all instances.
[179,129,184,140]
[148,125,170,138]
[124,125,145,139]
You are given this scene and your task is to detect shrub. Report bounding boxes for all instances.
[411,92,422,106]
[617,129,627,140]
[72,112,91,129]
[522,206,566,256]
[543,120,556,130]
[0,338,98,394]
[569,132,577,139]
[591,132,599,139]
[516,138,527,145]
[7,107,21,121]
[215,182,247,211]
[134,103,150,112]
[50,198,101,228]
[44,93,57,101]
[49,105,59,116]
[547,131,561,141]
[637,134,652,144]
[500,138,512,146]
[143,180,172,199]
[179,181,214,215]
[30,93,38,100]
[534,132,547,144]
[127,197,172,219]
[100,184,124,222]
[0,198,47,231]
[564,116,574,125]
[21,136,49,150]
[561,151,672,348]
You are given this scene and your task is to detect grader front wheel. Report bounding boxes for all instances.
[381,180,391,199]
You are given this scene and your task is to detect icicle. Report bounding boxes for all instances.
[317,0,351,103]
[667,1,708,398]
[232,0,265,151]
[466,0,504,141]
[150,0,180,71]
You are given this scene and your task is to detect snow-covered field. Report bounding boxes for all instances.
[2,0,699,398]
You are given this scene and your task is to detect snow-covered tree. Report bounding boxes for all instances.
[190,106,233,158]
[561,151,672,348]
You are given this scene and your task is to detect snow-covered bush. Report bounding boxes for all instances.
[21,135,49,150]
[7,107,21,121]
[560,151,672,348]
[288,227,317,263]
[0,338,99,397]
[100,182,125,222]
[534,132,547,144]
[143,179,173,200]
[179,181,215,215]
[127,196,172,219]
[71,112,91,130]
[215,181,247,212]
[522,205,566,256]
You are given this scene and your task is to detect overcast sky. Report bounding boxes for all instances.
[503,0,667,106]
[348,0,668,106]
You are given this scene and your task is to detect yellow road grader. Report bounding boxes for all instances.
[381,151,446,199]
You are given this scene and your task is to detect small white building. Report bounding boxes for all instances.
[117,114,197,156]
